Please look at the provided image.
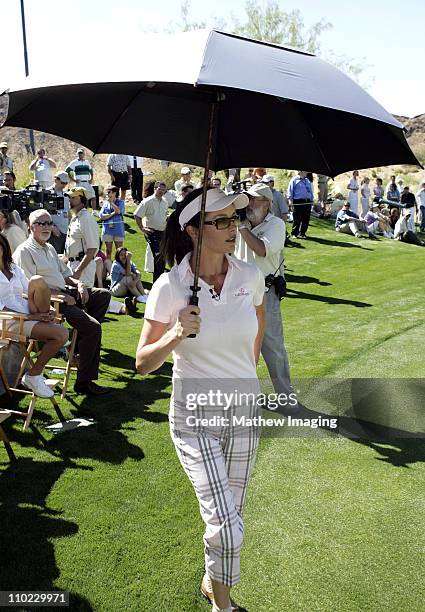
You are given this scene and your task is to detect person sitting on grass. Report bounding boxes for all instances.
[110,247,148,315]
[363,202,392,239]
[0,234,68,398]
[94,240,111,289]
[394,209,425,246]
[335,201,365,238]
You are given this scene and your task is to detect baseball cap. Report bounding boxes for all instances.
[247,183,273,202]
[180,166,191,175]
[0,141,8,148]
[343,201,351,206]
[54,171,69,183]
[67,187,88,199]
[76,147,84,154]
[179,188,248,230]
[262,174,275,183]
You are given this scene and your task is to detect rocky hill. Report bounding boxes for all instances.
[394,113,425,145]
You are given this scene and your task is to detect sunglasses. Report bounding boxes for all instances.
[34,221,53,227]
[203,214,239,230]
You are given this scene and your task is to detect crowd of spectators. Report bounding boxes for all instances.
[1,138,424,399]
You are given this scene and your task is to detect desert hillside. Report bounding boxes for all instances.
[1,112,424,194]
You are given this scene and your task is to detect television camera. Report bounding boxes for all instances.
[0,184,64,220]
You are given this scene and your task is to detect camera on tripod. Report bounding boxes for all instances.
[0,184,64,219]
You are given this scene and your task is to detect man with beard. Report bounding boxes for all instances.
[235,183,296,407]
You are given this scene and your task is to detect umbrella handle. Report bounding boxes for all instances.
[187,292,199,339]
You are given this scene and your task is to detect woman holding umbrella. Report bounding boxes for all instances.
[136,187,266,612]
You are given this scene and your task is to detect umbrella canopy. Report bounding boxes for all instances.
[1,29,419,176]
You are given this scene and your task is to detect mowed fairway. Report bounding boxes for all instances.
[1,210,424,612]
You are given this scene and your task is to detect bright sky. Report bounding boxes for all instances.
[3,0,424,118]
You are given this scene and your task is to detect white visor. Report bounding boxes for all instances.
[179,189,248,230]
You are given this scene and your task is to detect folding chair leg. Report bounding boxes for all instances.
[14,340,36,387]
[50,396,66,423]
[62,329,77,399]
[0,368,12,398]
[0,424,16,461]
[23,395,36,431]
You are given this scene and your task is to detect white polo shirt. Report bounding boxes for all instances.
[144,253,265,384]
[235,213,285,277]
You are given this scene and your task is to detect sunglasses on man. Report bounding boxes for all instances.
[34,221,53,227]
[203,214,239,230]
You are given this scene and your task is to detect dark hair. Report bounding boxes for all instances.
[115,246,128,265]
[0,209,14,226]
[161,187,204,266]
[107,185,119,197]
[0,233,13,273]
[4,170,16,181]
[143,180,156,198]
[376,177,383,185]
[181,184,194,195]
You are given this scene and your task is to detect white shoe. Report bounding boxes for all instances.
[22,373,54,398]
[136,295,148,303]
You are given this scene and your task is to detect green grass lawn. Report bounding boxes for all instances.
[1,211,425,612]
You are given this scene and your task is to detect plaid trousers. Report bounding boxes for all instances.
[170,405,260,587]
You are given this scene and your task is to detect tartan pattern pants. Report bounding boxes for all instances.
[170,410,260,587]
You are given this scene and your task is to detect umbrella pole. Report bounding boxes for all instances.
[188,101,216,337]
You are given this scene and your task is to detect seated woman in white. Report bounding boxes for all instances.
[0,234,68,398]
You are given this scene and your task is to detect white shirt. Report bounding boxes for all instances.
[134,194,168,231]
[416,188,425,207]
[33,158,53,184]
[0,263,29,313]
[235,213,286,277]
[144,253,265,384]
[127,155,144,170]
[394,217,408,239]
[65,209,99,287]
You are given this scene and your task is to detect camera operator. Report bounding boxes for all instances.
[48,171,71,254]
[235,183,295,401]
[29,148,57,188]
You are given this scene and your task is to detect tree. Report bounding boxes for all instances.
[177,0,370,86]
[234,2,331,54]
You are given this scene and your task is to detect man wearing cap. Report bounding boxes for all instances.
[29,148,57,188]
[13,208,112,396]
[262,174,289,222]
[48,171,71,253]
[0,142,13,185]
[174,167,194,203]
[64,187,100,287]
[134,181,168,281]
[107,153,132,202]
[287,171,313,238]
[335,201,365,237]
[66,149,96,209]
[235,183,295,401]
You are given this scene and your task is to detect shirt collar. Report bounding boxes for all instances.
[28,235,49,250]
[177,252,242,282]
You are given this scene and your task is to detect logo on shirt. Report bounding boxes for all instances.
[234,287,250,297]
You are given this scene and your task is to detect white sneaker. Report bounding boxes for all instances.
[136,295,148,304]
[22,373,54,398]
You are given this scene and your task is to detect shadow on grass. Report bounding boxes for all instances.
[285,273,332,286]
[0,457,94,609]
[306,235,373,250]
[285,288,372,308]
[272,395,425,469]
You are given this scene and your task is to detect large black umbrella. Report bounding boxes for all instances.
[1,29,419,308]
[1,29,419,175]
